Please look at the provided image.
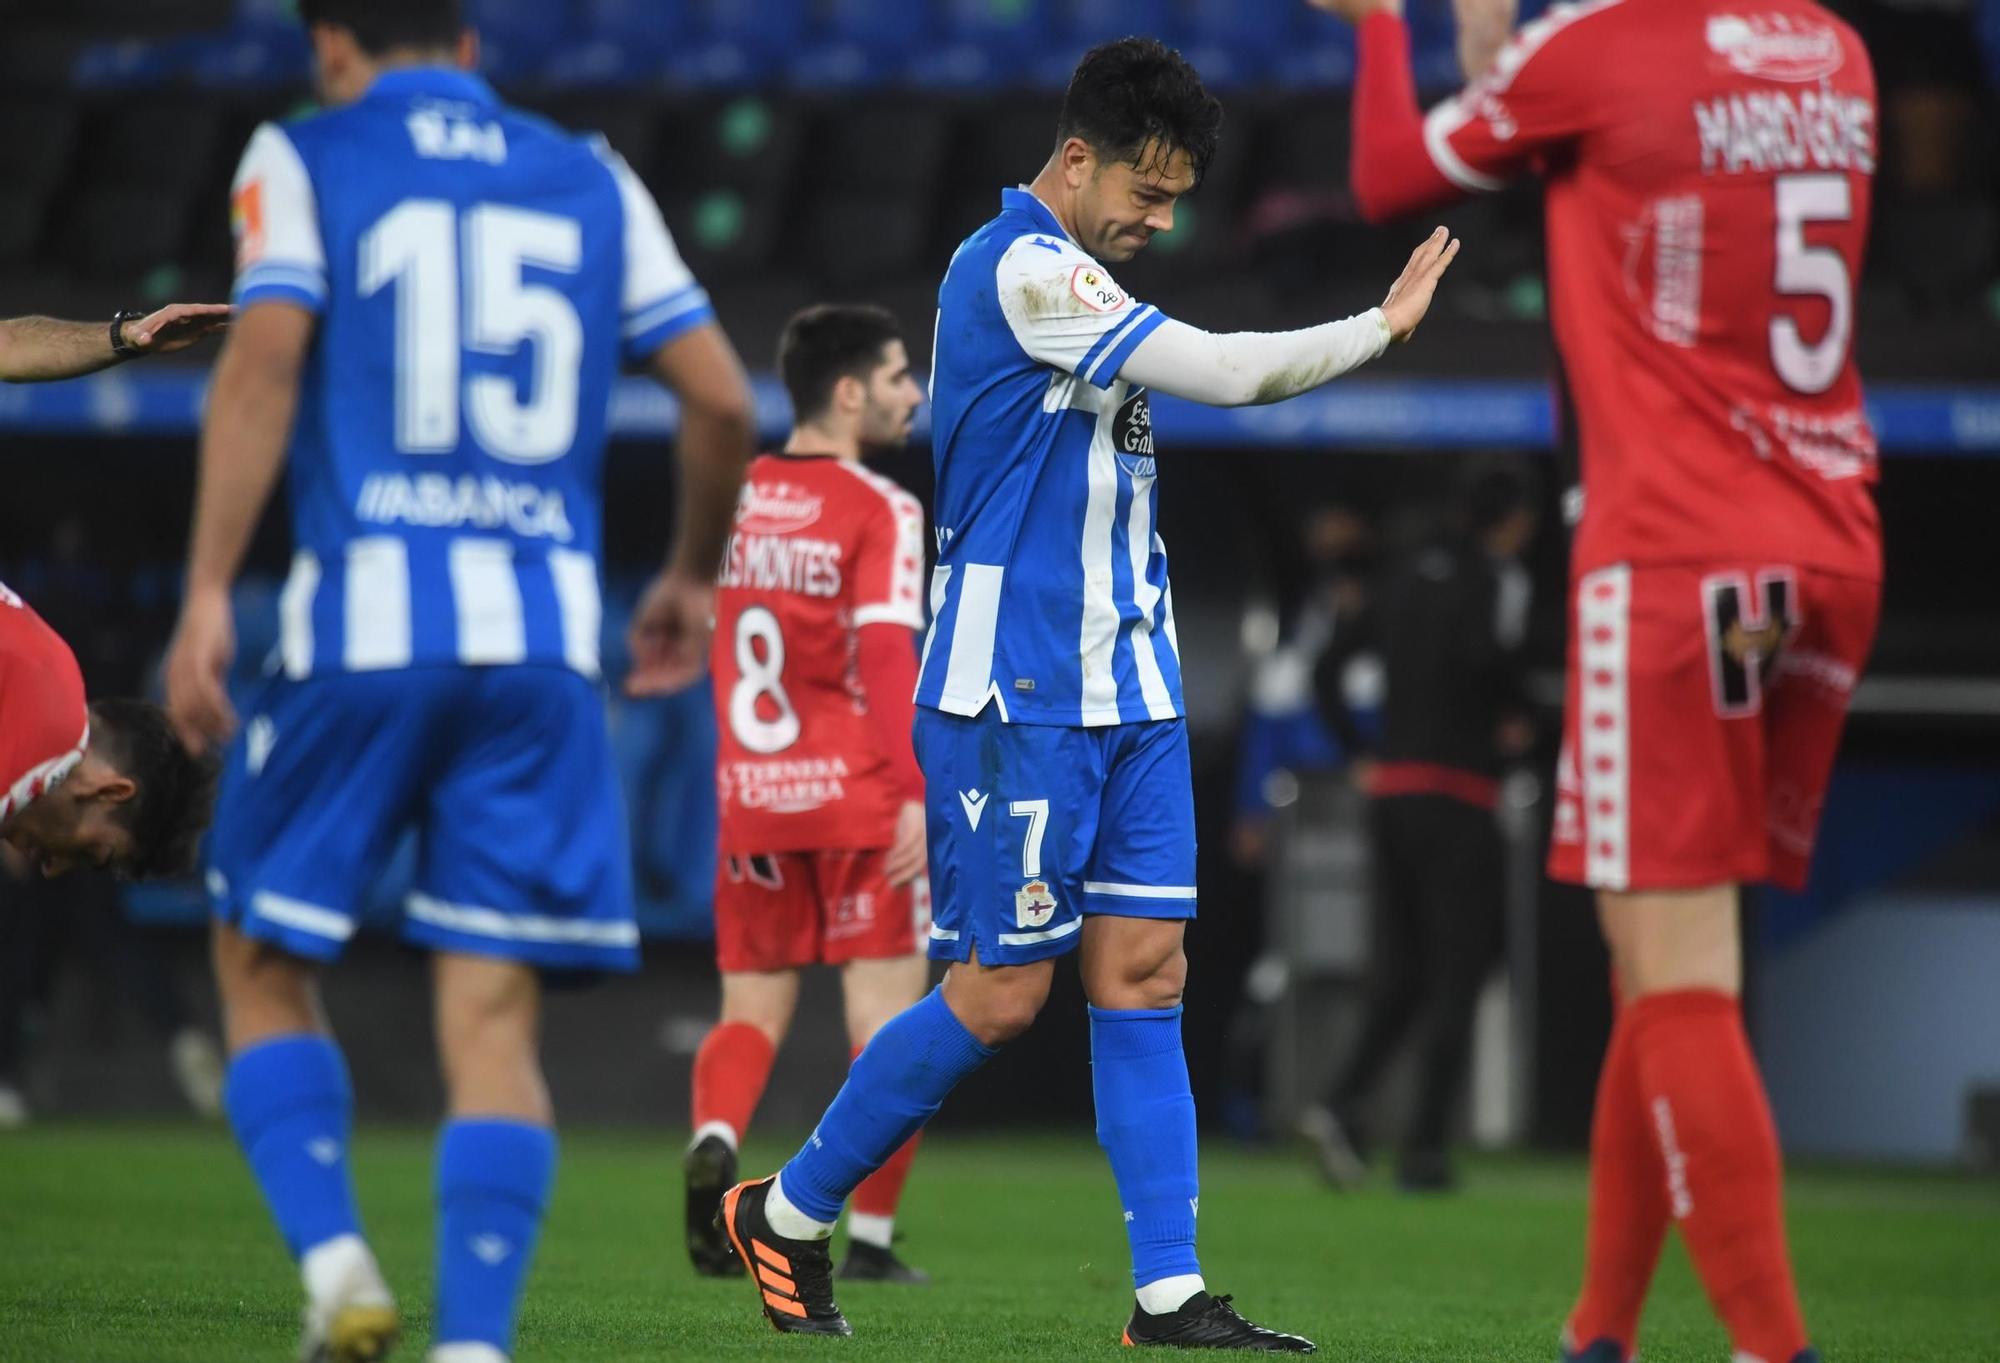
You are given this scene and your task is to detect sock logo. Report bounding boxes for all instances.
[469,1233,512,1266]
[1650,1096,1694,1218]
[305,1137,341,1167]
[1123,1209,1135,1223]
[1189,1197,1199,1217]
[958,788,989,829]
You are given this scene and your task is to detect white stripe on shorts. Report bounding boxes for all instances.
[1577,565,1632,890]
[997,917,1082,947]
[251,890,355,941]
[1084,880,1197,900]
[405,892,638,948]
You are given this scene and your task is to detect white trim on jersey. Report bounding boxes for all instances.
[548,548,602,678]
[1083,880,1199,900]
[1080,406,1122,722]
[344,536,413,672]
[230,123,328,307]
[251,890,355,941]
[940,563,1006,713]
[1123,468,1177,722]
[448,538,528,666]
[835,460,928,632]
[406,891,641,948]
[278,550,320,680]
[1577,565,1632,890]
[0,725,88,827]
[998,916,1082,947]
[994,230,1158,392]
[1422,103,1507,193]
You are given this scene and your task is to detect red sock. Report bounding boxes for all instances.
[848,1046,923,1224]
[690,1022,775,1145]
[1628,990,1809,1363]
[1567,1000,1670,1358]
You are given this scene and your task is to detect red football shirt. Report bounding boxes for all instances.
[711,453,927,855]
[1361,0,1882,580]
[0,582,89,827]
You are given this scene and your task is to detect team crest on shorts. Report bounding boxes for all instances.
[1015,879,1057,929]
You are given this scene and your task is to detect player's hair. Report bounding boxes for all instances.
[87,699,221,881]
[298,0,461,55]
[1055,37,1223,186]
[777,304,905,426]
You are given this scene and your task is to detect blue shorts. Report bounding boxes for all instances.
[206,666,637,973]
[914,707,1197,966]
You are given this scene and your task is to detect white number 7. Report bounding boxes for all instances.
[1009,798,1049,878]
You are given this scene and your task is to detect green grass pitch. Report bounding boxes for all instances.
[1,1124,1995,1362]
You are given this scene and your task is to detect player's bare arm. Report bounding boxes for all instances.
[1116,226,1458,405]
[164,301,314,751]
[627,320,756,697]
[1450,0,1519,81]
[0,304,230,383]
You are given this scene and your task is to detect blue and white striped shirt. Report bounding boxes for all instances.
[229,68,712,679]
[916,188,1181,727]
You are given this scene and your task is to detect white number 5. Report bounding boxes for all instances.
[1769,174,1852,396]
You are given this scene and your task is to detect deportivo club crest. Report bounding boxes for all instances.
[1015,879,1057,929]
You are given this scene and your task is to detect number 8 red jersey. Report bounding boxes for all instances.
[1393,0,1883,580]
[710,453,926,855]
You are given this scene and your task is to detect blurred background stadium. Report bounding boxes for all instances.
[2,0,1999,1182]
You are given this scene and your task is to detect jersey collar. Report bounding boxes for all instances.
[1001,186,1070,243]
[364,66,498,108]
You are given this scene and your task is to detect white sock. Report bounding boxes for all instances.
[690,1119,739,1152]
[428,1345,509,1363]
[764,1173,835,1241]
[1135,1273,1207,1316]
[301,1233,391,1308]
[846,1210,895,1250]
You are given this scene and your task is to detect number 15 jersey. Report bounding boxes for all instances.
[1421,0,1881,580]
[711,453,927,856]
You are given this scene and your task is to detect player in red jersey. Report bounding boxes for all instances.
[1309,1,1880,1360]
[0,583,218,880]
[683,304,933,1284]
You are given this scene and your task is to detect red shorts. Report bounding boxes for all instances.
[1548,561,1878,894]
[712,848,930,973]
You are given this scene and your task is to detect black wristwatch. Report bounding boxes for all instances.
[110,309,147,359]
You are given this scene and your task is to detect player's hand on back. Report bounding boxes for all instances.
[1304,0,1403,23]
[122,302,231,356]
[164,586,238,752]
[1379,227,1461,343]
[885,799,927,887]
[626,569,715,696]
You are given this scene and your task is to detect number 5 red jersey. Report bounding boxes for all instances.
[710,453,926,855]
[1420,0,1882,580]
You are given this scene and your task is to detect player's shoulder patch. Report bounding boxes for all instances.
[1069,264,1127,314]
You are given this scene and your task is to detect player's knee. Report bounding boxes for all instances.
[943,963,1050,1046]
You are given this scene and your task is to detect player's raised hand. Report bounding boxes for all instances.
[1379,226,1461,343]
[1304,0,1404,23]
[164,586,238,752]
[626,568,715,696]
[885,799,928,887]
[122,303,231,356]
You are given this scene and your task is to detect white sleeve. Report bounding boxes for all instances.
[1117,311,1393,407]
[595,142,714,361]
[994,234,1168,390]
[230,123,327,311]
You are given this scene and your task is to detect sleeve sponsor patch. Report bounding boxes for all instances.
[1070,264,1127,314]
[231,179,265,270]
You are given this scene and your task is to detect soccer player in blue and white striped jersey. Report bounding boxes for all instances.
[161,3,753,1360]
[722,37,1457,1351]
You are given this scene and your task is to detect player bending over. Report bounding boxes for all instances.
[1310,1,1881,1360]
[684,304,934,1286]
[162,1,753,1360]
[719,37,1456,1351]
[0,304,229,382]
[2,584,217,881]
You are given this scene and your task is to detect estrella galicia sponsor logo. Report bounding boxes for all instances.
[1113,389,1156,479]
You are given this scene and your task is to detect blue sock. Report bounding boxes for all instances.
[1090,1005,1202,1290]
[434,1119,557,1353]
[779,987,995,1223]
[224,1033,363,1259]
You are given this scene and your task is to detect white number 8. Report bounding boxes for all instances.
[727,606,800,755]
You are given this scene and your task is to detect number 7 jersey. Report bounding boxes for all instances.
[1422,0,1881,580]
[711,453,927,856]
[229,68,714,679]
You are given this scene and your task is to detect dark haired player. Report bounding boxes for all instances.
[721,37,1458,1349]
[683,304,933,1285]
[161,1,753,1359]
[1309,0,1881,1360]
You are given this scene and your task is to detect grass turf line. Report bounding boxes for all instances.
[0,1124,1995,1362]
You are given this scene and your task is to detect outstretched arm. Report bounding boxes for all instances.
[0,304,229,383]
[1121,227,1460,406]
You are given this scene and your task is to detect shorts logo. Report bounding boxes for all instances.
[958,788,989,829]
[1015,879,1057,929]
